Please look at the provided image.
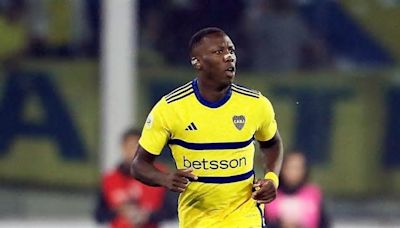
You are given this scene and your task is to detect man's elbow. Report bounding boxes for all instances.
[130,158,139,178]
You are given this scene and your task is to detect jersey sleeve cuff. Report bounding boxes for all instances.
[139,141,162,156]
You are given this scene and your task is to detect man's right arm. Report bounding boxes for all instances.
[131,145,198,192]
[131,145,167,187]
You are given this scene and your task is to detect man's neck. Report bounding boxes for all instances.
[196,79,230,103]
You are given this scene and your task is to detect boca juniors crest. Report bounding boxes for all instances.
[232,115,245,130]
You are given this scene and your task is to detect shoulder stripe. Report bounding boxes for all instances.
[195,170,254,183]
[232,84,259,95]
[165,86,193,102]
[168,137,254,150]
[232,87,260,97]
[166,91,194,103]
[165,82,192,99]
[232,88,260,98]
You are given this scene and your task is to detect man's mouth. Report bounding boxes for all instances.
[225,66,236,79]
[226,66,235,72]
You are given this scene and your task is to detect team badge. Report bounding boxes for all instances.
[145,114,153,129]
[232,115,245,130]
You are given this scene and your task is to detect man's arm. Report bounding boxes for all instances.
[131,145,197,192]
[131,145,166,187]
[252,131,283,204]
[259,130,283,175]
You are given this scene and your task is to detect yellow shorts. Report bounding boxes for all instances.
[179,203,265,228]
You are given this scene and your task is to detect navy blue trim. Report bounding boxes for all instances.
[192,79,232,108]
[166,91,194,103]
[168,137,254,150]
[195,170,254,183]
[232,88,259,98]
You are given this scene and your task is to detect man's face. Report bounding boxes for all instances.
[193,33,236,87]
[282,153,306,187]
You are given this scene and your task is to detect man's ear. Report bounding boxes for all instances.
[191,57,200,69]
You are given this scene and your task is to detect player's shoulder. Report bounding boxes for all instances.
[231,83,262,99]
[162,81,194,104]
[232,83,274,108]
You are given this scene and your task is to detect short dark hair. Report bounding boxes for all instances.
[121,127,141,144]
[188,27,226,55]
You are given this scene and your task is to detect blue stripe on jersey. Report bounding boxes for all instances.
[168,137,254,150]
[192,79,232,108]
[195,170,254,183]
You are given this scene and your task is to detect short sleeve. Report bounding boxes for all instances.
[139,99,170,155]
[254,96,277,142]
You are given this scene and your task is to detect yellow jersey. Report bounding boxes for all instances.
[139,79,277,228]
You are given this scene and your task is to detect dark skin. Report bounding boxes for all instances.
[191,32,237,102]
[253,132,283,203]
[131,32,283,204]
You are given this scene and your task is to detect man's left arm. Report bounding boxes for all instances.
[252,131,283,204]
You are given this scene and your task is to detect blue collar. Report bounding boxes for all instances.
[192,79,232,108]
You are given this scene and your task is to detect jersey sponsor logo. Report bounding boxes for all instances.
[183,156,247,170]
[185,122,197,131]
[233,115,245,130]
[145,114,153,128]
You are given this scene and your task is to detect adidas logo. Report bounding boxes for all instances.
[185,122,198,131]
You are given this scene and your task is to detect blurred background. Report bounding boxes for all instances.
[0,0,400,227]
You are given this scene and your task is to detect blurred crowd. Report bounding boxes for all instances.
[0,0,336,73]
[0,0,99,60]
[1,0,395,73]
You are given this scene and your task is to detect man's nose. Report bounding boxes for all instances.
[224,53,235,62]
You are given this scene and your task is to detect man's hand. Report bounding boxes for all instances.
[163,168,198,193]
[252,178,277,204]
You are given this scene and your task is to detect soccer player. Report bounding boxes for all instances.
[131,27,283,228]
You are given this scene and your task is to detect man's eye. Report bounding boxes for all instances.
[214,50,223,54]
[229,49,235,54]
